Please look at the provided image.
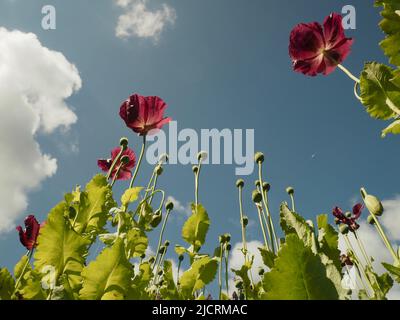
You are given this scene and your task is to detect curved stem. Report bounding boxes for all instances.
[338,64,360,83]
[110,163,124,187]
[195,159,203,206]
[13,250,33,294]
[129,136,146,188]
[290,194,296,213]
[354,82,362,101]
[106,147,124,181]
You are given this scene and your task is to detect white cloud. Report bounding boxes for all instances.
[228,240,264,296]
[339,196,400,300]
[115,0,176,41]
[0,28,81,233]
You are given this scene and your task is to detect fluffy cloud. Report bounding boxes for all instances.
[0,28,81,233]
[339,196,400,300]
[115,0,176,41]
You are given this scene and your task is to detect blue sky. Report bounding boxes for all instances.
[0,0,399,296]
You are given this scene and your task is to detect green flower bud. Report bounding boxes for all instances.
[252,190,262,203]
[165,201,174,211]
[159,246,166,254]
[192,165,199,174]
[262,182,271,192]
[148,257,155,264]
[255,180,261,188]
[286,187,294,195]
[258,267,265,276]
[224,233,231,242]
[164,240,170,247]
[242,216,249,227]
[345,211,352,219]
[150,210,162,228]
[120,137,129,147]
[236,179,245,188]
[179,254,184,262]
[197,151,208,162]
[367,215,376,225]
[219,235,226,244]
[155,164,163,176]
[339,224,349,235]
[226,243,232,251]
[140,253,146,260]
[120,155,130,165]
[361,188,384,217]
[254,152,265,164]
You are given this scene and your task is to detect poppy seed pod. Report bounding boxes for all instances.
[150,211,162,228]
[192,165,199,174]
[286,187,294,195]
[242,216,249,227]
[252,190,263,203]
[155,165,163,176]
[165,201,174,211]
[120,155,130,165]
[339,224,349,235]
[179,254,184,262]
[120,137,129,147]
[236,179,245,188]
[262,182,271,192]
[254,152,265,164]
[362,191,384,217]
[367,215,376,225]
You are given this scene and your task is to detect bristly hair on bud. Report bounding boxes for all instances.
[254,152,265,164]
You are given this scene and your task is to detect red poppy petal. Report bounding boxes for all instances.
[293,54,324,76]
[323,13,346,50]
[352,203,363,219]
[97,159,112,172]
[289,22,325,61]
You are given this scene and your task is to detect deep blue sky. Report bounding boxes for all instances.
[1,0,398,279]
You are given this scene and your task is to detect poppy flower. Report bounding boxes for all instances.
[119,94,172,136]
[289,13,353,76]
[332,204,363,231]
[98,147,136,180]
[16,215,41,250]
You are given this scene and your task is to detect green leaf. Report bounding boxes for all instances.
[317,214,342,271]
[365,266,393,300]
[262,234,338,300]
[0,268,14,300]
[232,255,254,294]
[80,238,132,300]
[69,175,116,236]
[182,204,210,250]
[258,247,276,269]
[127,262,152,300]
[280,203,316,251]
[382,119,400,137]
[14,256,46,300]
[360,62,400,120]
[34,202,90,292]
[179,256,218,298]
[382,262,400,283]
[160,260,180,300]
[125,227,148,258]
[175,245,187,256]
[121,187,142,208]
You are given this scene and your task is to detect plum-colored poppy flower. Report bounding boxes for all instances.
[332,204,363,231]
[289,13,353,76]
[98,147,136,180]
[16,215,41,250]
[119,94,172,136]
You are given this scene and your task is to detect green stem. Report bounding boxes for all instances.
[177,260,182,287]
[256,204,270,250]
[238,186,248,261]
[110,163,124,187]
[354,231,373,269]
[218,245,224,300]
[13,250,33,293]
[337,64,360,83]
[152,209,171,270]
[129,136,146,189]
[106,147,124,181]
[195,160,203,206]
[224,247,229,298]
[290,194,296,213]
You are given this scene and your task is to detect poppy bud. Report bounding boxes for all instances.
[224,233,231,242]
[242,216,249,227]
[286,187,294,195]
[140,253,146,259]
[120,137,129,147]
[158,280,164,286]
[158,153,169,164]
[158,270,163,276]
[367,215,376,225]
[254,152,265,164]
[258,267,265,276]
[159,246,166,254]
[155,165,163,176]
[255,180,261,188]
[150,211,162,228]
[219,235,226,244]
[197,151,208,162]
[164,240,170,247]
[120,155,130,165]
[339,224,349,235]
[236,179,245,188]
[361,188,384,217]
[192,165,199,174]
[345,211,352,219]
[262,182,271,192]
[179,254,184,262]
[226,243,232,251]
[149,257,155,264]
[252,190,262,203]
[165,201,174,211]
